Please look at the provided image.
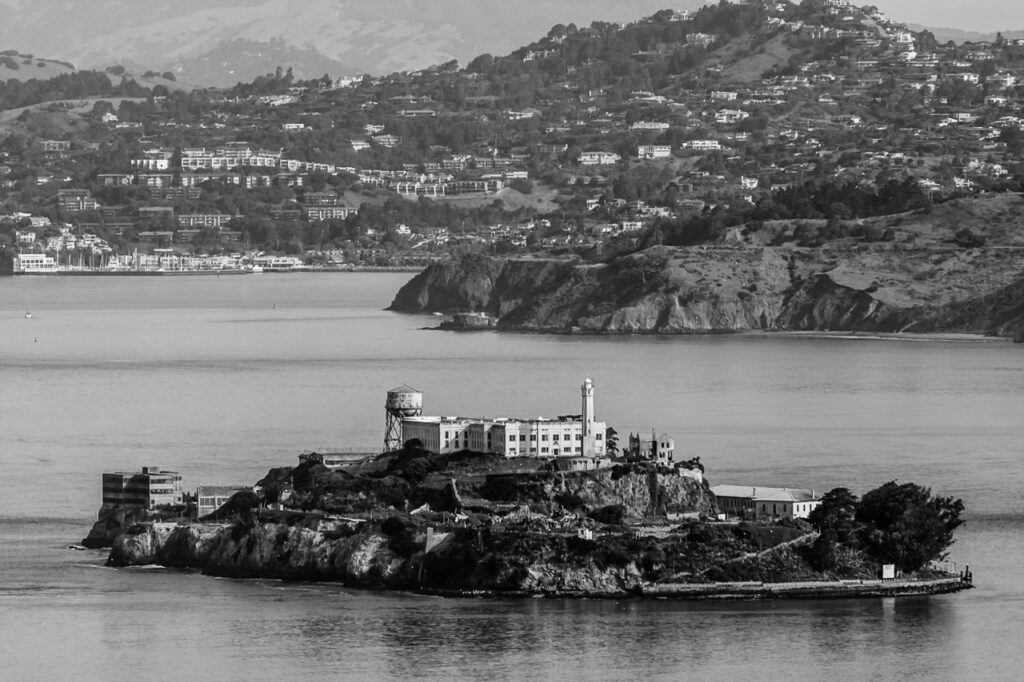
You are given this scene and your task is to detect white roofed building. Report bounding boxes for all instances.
[712,485,822,520]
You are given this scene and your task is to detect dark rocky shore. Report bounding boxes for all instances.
[388,243,1024,340]
[103,452,973,599]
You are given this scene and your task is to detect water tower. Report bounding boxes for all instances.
[384,385,423,452]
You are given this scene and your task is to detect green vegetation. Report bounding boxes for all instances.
[808,482,964,573]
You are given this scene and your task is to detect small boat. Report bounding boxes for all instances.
[25,300,32,318]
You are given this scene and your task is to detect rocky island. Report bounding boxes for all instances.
[105,448,971,599]
[390,194,1024,341]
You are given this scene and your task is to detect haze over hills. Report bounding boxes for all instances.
[906,25,1024,45]
[0,0,705,86]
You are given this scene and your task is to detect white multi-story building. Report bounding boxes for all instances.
[629,121,670,131]
[16,253,58,273]
[715,109,749,124]
[131,149,174,171]
[401,378,607,458]
[638,145,672,160]
[684,139,722,151]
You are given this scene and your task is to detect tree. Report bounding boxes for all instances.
[809,487,860,542]
[605,427,619,456]
[855,481,964,572]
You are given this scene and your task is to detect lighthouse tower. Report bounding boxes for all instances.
[581,377,596,456]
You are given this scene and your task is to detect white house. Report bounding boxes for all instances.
[684,139,722,151]
[715,109,749,124]
[579,151,621,166]
[637,145,672,160]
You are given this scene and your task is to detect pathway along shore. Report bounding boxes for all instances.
[426,576,974,600]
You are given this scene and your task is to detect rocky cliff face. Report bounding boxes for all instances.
[106,515,711,595]
[548,466,712,518]
[106,463,723,594]
[389,243,1024,337]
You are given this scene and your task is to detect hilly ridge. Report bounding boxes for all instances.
[0,0,704,86]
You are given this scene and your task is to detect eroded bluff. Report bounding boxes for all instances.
[389,248,1024,337]
[106,463,723,594]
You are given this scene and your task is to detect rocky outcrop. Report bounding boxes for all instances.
[82,507,153,549]
[108,522,225,567]
[389,247,1024,338]
[388,252,507,313]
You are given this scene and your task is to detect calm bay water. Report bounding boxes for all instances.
[1,273,1023,680]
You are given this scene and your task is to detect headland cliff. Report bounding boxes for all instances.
[390,195,1024,340]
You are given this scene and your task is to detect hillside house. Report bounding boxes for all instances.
[637,145,672,160]
[579,151,621,166]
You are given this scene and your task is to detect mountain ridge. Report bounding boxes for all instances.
[0,0,705,86]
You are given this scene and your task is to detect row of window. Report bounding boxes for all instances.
[506,433,580,442]
[508,446,584,455]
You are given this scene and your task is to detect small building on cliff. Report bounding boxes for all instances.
[101,467,184,513]
[196,485,251,518]
[401,378,607,459]
[627,431,676,466]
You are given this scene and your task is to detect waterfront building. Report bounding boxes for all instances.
[15,253,58,273]
[252,255,304,270]
[101,467,184,511]
[712,485,822,521]
[401,378,607,458]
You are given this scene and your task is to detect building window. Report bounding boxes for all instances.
[596,433,603,441]
[541,447,549,454]
[541,434,548,441]
[509,435,516,442]
[530,435,537,441]
[552,434,559,441]
[519,435,526,441]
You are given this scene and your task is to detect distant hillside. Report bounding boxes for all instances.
[0,50,75,81]
[908,24,1024,44]
[0,0,706,87]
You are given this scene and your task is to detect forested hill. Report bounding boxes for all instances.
[464,1,910,95]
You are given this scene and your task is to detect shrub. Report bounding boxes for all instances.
[554,491,587,511]
[589,504,625,525]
